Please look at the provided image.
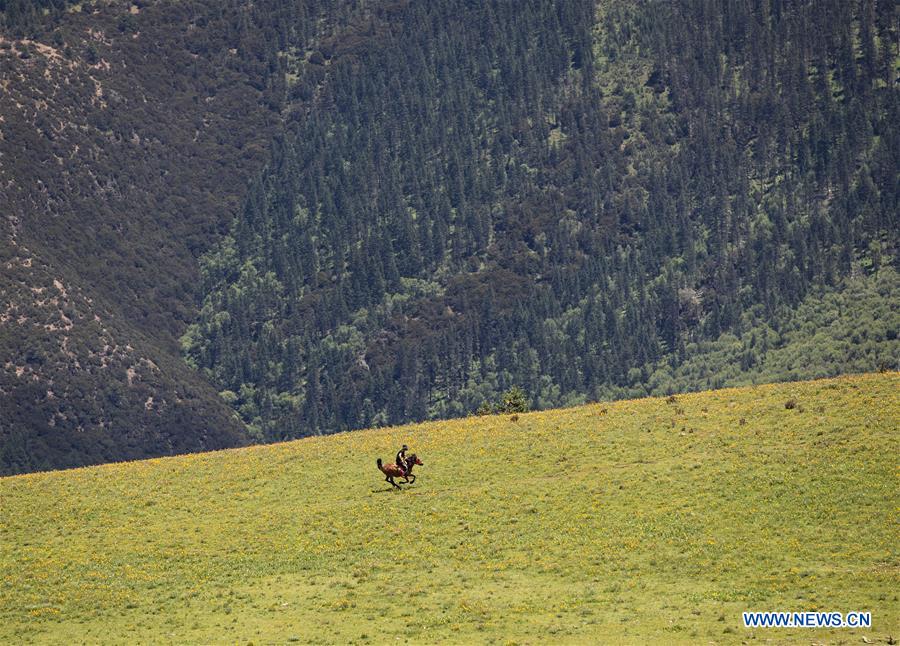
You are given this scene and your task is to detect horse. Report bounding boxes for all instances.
[376,453,423,489]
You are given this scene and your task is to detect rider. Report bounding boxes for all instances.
[395,444,409,475]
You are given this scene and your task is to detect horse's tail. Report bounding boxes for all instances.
[376,457,384,472]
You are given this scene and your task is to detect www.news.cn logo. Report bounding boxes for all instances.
[743,611,872,628]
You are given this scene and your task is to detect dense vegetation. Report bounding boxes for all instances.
[2,374,897,643]
[0,0,70,34]
[2,0,897,472]
[0,0,318,474]
[183,0,899,440]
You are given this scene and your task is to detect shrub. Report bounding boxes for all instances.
[475,386,530,415]
[118,14,138,34]
[475,402,494,416]
[499,386,529,414]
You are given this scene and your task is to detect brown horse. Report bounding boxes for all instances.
[376,454,423,489]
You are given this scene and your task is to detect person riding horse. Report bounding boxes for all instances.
[395,444,410,476]
[376,448,423,489]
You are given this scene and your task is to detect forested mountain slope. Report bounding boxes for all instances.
[184,0,898,440]
[2,0,898,472]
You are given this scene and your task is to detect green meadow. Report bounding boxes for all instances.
[1,373,897,644]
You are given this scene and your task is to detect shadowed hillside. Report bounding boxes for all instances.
[1,0,339,473]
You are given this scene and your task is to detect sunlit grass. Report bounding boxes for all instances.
[1,373,897,644]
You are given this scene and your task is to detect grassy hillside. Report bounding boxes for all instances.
[1,373,897,644]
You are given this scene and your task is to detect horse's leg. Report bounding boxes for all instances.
[387,476,401,490]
